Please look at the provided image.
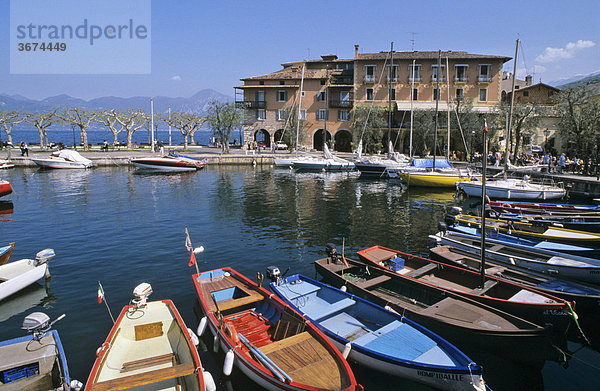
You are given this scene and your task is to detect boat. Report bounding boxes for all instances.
[0,159,14,169]
[269,271,486,391]
[0,180,13,198]
[452,213,600,245]
[386,158,479,188]
[457,177,567,200]
[356,245,574,338]
[293,144,355,171]
[495,212,600,233]
[431,229,600,285]
[85,283,213,391]
[0,201,13,216]
[489,200,600,216]
[354,140,410,177]
[0,242,14,266]
[130,154,205,172]
[0,249,54,302]
[0,312,82,390]
[192,267,360,391]
[314,255,561,366]
[31,150,95,169]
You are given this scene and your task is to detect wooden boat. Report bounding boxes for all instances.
[192,267,360,391]
[0,242,14,266]
[0,312,81,390]
[432,229,600,285]
[270,273,486,391]
[0,249,54,302]
[453,214,600,245]
[314,257,561,366]
[356,245,574,338]
[32,150,94,169]
[130,155,205,172]
[0,180,13,198]
[496,212,600,233]
[457,178,566,200]
[0,201,13,216]
[85,283,211,391]
[490,200,600,215]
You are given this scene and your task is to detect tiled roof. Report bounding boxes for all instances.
[242,67,346,81]
[356,50,511,62]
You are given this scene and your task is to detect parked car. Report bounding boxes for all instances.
[274,141,288,150]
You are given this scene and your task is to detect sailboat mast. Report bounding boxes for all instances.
[388,42,393,156]
[446,56,450,161]
[433,50,441,170]
[323,64,328,151]
[409,59,415,158]
[480,120,488,288]
[504,38,520,177]
[295,64,305,157]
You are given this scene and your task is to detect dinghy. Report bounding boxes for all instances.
[457,178,566,200]
[192,267,360,391]
[269,271,485,391]
[0,159,14,169]
[0,312,82,391]
[490,200,600,216]
[0,242,14,266]
[0,180,13,198]
[85,283,212,391]
[0,249,54,302]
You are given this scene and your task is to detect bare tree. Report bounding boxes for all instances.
[25,110,58,148]
[206,100,242,154]
[102,109,147,148]
[498,101,542,159]
[162,112,206,150]
[57,108,100,150]
[0,111,25,145]
[555,87,599,157]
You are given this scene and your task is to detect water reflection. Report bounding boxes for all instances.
[0,283,51,322]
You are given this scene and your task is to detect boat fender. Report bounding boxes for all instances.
[95,342,109,357]
[197,317,208,337]
[203,370,217,391]
[188,328,199,346]
[213,334,219,353]
[342,342,352,359]
[223,349,235,376]
[225,323,241,347]
[340,285,347,292]
[70,379,83,391]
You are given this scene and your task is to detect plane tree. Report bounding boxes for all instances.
[206,100,242,154]
[101,109,147,148]
[0,111,25,145]
[162,111,206,150]
[25,109,58,148]
[57,108,100,150]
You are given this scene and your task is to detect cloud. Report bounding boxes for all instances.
[536,40,596,63]
[170,75,182,81]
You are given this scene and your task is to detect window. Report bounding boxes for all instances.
[408,64,422,82]
[364,65,376,82]
[321,80,326,85]
[276,109,288,121]
[479,88,487,102]
[456,88,464,101]
[277,90,288,102]
[338,110,350,121]
[433,88,440,101]
[455,65,468,82]
[316,109,329,121]
[336,63,353,70]
[255,91,265,103]
[387,65,399,81]
[390,88,396,100]
[259,81,264,85]
[366,88,374,101]
[523,91,529,97]
[299,109,306,120]
[431,65,446,82]
[340,91,350,102]
[412,88,418,101]
[256,109,266,120]
[478,64,491,82]
[316,91,326,101]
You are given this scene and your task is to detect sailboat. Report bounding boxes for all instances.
[457,39,566,200]
[292,144,355,171]
[353,140,409,176]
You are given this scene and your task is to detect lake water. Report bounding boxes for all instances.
[0,166,597,390]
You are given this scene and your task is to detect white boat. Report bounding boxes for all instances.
[0,159,14,169]
[85,283,213,391]
[32,150,94,169]
[293,144,355,171]
[0,249,54,302]
[457,178,566,200]
[354,141,410,177]
[130,155,205,172]
[0,180,13,198]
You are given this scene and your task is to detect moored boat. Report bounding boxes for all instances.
[0,249,54,302]
[293,145,355,172]
[0,242,14,266]
[130,155,205,172]
[457,178,566,200]
[192,267,360,391]
[270,271,485,391]
[85,283,212,391]
[32,150,94,169]
[0,159,15,169]
[0,180,13,198]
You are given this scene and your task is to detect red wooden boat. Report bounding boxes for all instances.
[0,180,12,198]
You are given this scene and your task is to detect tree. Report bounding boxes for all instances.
[57,108,100,150]
[556,87,598,157]
[277,103,308,150]
[206,100,242,154]
[162,112,206,150]
[0,111,25,145]
[411,109,436,156]
[350,105,387,154]
[452,98,487,157]
[25,110,58,148]
[101,109,147,148]
[497,101,542,160]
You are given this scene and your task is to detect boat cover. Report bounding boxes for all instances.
[53,150,93,165]
[410,158,452,168]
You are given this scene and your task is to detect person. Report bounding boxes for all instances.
[102,139,109,152]
[20,142,28,156]
[558,153,566,174]
[494,150,501,167]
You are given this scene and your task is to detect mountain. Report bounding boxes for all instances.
[0,89,232,114]
[550,70,600,89]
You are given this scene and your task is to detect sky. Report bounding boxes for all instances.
[1,0,599,100]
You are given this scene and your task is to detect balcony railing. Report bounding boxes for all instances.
[387,76,399,83]
[329,99,354,108]
[364,75,376,83]
[330,76,353,85]
[431,76,446,83]
[454,76,469,82]
[408,76,422,83]
[236,100,266,109]
[478,75,492,82]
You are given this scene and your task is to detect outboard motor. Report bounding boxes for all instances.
[438,221,448,233]
[266,266,281,285]
[34,248,55,266]
[326,243,343,265]
[131,282,152,309]
[445,213,457,225]
[22,312,65,341]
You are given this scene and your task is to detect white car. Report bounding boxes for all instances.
[274,142,288,150]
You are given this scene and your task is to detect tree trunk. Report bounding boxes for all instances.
[81,128,88,150]
[37,126,44,147]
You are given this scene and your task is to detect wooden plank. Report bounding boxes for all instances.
[259,331,312,355]
[354,275,391,289]
[199,275,263,312]
[470,280,498,295]
[134,321,163,341]
[406,263,438,278]
[217,294,263,311]
[120,353,174,373]
[90,362,195,391]
[361,248,397,263]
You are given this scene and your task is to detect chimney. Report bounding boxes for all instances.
[354,44,359,58]
[525,75,532,86]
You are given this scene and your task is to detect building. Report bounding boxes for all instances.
[235,46,510,153]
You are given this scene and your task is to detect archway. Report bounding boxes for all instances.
[254,129,271,148]
[274,129,285,143]
[334,129,353,152]
[313,129,332,151]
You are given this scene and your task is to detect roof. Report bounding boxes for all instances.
[507,82,561,95]
[241,67,347,81]
[356,50,511,62]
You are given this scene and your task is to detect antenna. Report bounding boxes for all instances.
[408,32,419,51]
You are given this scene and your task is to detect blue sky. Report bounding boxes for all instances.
[1,0,598,100]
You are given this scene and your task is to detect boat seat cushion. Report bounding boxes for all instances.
[310,298,356,321]
[320,312,368,340]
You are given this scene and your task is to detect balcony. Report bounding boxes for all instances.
[430,76,446,83]
[408,76,422,83]
[364,75,376,83]
[330,76,354,85]
[329,99,354,108]
[478,75,493,83]
[236,100,266,109]
[386,76,399,83]
[454,76,469,83]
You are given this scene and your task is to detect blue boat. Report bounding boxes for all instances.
[270,273,485,391]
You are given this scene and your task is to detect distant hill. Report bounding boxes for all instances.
[552,71,600,89]
[0,89,232,114]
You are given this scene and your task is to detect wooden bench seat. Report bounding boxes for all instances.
[120,353,174,373]
[311,298,356,321]
[406,263,438,278]
[470,280,498,295]
[354,275,391,289]
[89,362,195,391]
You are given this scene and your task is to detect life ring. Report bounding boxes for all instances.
[225,323,241,348]
[501,203,511,208]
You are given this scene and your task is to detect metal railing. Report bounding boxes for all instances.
[329,99,354,108]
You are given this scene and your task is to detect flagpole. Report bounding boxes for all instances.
[185,227,200,275]
[98,281,115,324]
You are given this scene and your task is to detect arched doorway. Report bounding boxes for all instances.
[313,129,332,151]
[254,129,271,148]
[334,129,353,152]
[274,129,285,143]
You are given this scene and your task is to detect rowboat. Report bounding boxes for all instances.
[457,178,566,200]
[452,214,600,245]
[32,150,94,169]
[85,283,212,391]
[0,249,54,302]
[0,242,14,266]
[0,180,13,198]
[130,155,205,172]
[192,267,360,391]
[490,202,600,217]
[270,272,485,391]
[0,312,81,390]
[490,200,600,214]
[356,245,574,338]
[314,256,561,366]
[496,212,600,233]
[431,229,600,285]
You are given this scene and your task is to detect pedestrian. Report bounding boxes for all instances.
[20,141,29,156]
[558,153,566,174]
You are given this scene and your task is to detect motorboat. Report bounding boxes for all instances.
[31,150,94,169]
[457,177,566,200]
[0,159,14,169]
[85,283,213,391]
[130,154,205,172]
[270,271,485,391]
[489,200,600,216]
[0,312,81,390]
[0,249,54,302]
[192,267,360,391]
[0,180,13,197]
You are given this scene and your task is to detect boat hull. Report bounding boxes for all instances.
[131,158,199,172]
[31,158,90,169]
[0,181,13,198]
[400,172,479,188]
[293,160,355,171]
[458,181,566,200]
[0,259,47,302]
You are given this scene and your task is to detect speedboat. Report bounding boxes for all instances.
[457,178,566,200]
[0,248,55,302]
[130,154,205,172]
[0,159,14,169]
[31,150,94,169]
[0,180,13,197]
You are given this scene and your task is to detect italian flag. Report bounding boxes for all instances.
[98,282,105,304]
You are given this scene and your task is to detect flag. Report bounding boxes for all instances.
[188,251,197,267]
[185,228,193,252]
[98,282,105,304]
[484,119,488,133]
